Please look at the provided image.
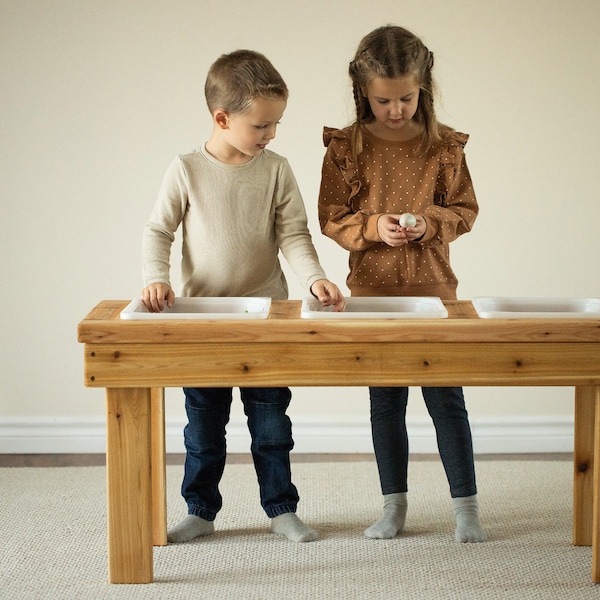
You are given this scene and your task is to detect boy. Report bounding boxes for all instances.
[141,50,345,544]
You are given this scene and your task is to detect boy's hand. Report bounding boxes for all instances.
[141,283,175,313]
[310,279,346,312]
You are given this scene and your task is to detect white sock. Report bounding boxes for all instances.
[167,514,215,543]
[452,494,487,543]
[270,512,318,542]
[364,492,408,539]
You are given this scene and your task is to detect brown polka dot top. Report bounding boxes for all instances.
[318,124,478,300]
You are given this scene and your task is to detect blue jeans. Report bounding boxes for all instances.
[181,386,299,520]
[369,386,477,498]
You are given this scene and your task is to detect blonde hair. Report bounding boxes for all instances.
[348,25,440,156]
[205,50,288,115]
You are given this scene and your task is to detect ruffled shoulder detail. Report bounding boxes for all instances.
[439,127,468,165]
[322,125,361,206]
[435,126,469,207]
[323,125,353,147]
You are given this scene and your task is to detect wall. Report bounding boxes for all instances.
[1,0,599,453]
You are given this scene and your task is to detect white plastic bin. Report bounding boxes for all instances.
[120,297,272,320]
[472,297,600,319]
[301,296,448,319]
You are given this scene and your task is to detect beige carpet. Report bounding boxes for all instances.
[1,458,597,599]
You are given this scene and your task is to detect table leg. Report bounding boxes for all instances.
[151,388,167,546]
[593,386,600,583]
[106,388,154,584]
[574,386,595,547]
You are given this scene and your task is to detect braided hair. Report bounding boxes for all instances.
[348,26,439,156]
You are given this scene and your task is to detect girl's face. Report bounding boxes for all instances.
[364,75,421,140]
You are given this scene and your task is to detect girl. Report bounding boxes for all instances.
[318,25,486,543]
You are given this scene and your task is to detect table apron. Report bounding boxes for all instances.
[84,342,600,387]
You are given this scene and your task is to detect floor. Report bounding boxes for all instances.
[0,453,573,467]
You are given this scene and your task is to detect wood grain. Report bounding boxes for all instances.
[574,386,596,546]
[84,341,600,388]
[78,300,600,344]
[106,388,153,583]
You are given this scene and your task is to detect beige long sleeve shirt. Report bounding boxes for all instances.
[143,146,326,299]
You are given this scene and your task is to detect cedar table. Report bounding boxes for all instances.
[78,300,600,584]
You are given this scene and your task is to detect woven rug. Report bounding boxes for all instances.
[1,459,597,599]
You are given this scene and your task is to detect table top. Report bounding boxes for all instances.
[78,300,600,345]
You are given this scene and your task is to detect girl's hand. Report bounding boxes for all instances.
[310,279,346,312]
[377,213,426,246]
[141,283,175,312]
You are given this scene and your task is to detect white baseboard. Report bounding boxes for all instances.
[0,415,573,454]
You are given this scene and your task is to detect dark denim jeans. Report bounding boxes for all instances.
[369,386,477,498]
[181,386,299,520]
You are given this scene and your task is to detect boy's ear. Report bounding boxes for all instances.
[214,109,230,129]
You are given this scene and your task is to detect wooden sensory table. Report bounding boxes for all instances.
[77,299,600,583]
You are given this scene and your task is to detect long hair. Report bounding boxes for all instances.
[348,26,439,156]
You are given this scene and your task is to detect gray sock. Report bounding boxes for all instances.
[452,494,487,543]
[270,512,318,542]
[364,492,408,539]
[167,514,215,543]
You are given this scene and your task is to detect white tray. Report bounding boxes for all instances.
[301,296,448,319]
[472,297,600,319]
[120,297,272,320]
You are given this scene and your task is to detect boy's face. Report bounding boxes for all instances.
[223,97,287,162]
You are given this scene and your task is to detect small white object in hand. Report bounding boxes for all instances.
[399,213,416,227]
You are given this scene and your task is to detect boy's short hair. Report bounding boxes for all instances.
[205,50,288,115]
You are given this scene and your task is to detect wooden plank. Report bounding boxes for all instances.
[85,342,600,388]
[448,300,478,319]
[593,387,600,582]
[81,301,128,321]
[150,388,167,547]
[106,388,153,583]
[78,319,600,345]
[78,300,600,344]
[574,386,596,546]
